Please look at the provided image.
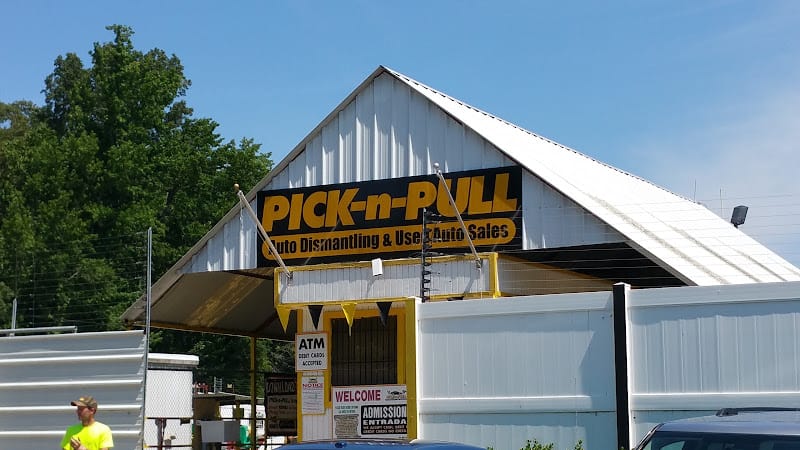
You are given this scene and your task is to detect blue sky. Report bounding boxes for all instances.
[2,0,799,267]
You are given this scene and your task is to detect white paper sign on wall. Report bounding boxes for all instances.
[295,332,328,371]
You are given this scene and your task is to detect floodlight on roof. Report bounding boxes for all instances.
[730,205,748,228]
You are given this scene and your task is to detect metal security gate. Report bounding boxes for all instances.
[331,316,398,387]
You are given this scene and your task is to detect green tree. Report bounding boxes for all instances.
[40,24,272,275]
[0,101,117,331]
[0,25,274,379]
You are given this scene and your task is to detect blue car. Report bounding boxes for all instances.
[276,439,485,449]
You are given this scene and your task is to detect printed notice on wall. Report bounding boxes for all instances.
[295,332,328,371]
[301,375,325,414]
[332,385,407,439]
[264,374,297,436]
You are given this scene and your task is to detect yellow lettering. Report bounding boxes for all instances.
[467,176,492,214]
[436,177,470,217]
[492,173,517,212]
[406,181,437,220]
[325,188,358,227]
[366,193,392,220]
[262,196,289,232]
[260,169,518,237]
[303,191,327,229]
[289,193,304,230]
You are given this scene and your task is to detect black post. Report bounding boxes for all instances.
[155,417,167,450]
[613,282,631,450]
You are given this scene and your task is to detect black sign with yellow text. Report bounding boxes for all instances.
[256,166,522,265]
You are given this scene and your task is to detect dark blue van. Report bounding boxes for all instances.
[635,408,800,450]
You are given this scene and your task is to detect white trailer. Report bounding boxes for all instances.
[145,352,198,448]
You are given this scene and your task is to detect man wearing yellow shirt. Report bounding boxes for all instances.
[60,396,114,450]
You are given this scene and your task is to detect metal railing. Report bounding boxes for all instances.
[0,325,77,336]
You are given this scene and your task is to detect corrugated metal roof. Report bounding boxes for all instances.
[381,67,800,285]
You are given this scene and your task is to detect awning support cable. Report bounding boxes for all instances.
[433,163,482,269]
[234,184,293,280]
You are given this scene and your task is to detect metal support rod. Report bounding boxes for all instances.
[146,227,152,337]
[235,184,293,279]
[0,325,77,336]
[433,163,482,268]
[10,298,17,336]
[143,227,152,450]
[250,336,257,448]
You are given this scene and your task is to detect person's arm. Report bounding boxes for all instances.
[59,430,71,450]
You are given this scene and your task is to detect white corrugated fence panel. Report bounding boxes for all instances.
[627,281,800,443]
[414,280,800,448]
[415,292,616,450]
[0,330,146,450]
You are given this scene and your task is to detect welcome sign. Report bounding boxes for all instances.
[257,166,522,265]
[332,385,408,439]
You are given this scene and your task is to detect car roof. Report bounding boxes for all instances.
[276,439,485,449]
[657,410,800,436]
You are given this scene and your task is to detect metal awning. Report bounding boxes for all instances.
[122,268,296,340]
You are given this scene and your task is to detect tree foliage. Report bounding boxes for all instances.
[0,25,274,383]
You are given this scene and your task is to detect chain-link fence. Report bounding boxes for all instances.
[144,367,293,449]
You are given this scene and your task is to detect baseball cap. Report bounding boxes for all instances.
[70,396,98,409]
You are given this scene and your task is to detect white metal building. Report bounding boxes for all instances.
[121,66,800,445]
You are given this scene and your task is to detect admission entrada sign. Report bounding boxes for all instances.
[256,166,522,265]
